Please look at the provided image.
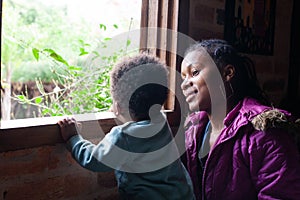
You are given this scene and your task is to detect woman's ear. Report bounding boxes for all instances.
[223,64,235,82]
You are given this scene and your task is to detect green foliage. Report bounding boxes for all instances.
[99,24,107,31]
[43,49,70,66]
[12,29,133,117]
[2,0,139,118]
[113,24,119,29]
[11,61,65,82]
[2,0,99,82]
[32,48,39,61]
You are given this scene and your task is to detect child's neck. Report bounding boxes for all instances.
[132,116,150,122]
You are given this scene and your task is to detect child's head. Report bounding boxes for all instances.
[110,53,169,121]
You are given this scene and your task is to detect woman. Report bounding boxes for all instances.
[181,39,300,200]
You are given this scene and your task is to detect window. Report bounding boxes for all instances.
[1,0,141,121]
[0,0,190,152]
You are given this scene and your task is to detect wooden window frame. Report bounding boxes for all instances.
[0,0,190,152]
[140,0,190,126]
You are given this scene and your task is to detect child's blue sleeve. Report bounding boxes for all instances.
[66,127,129,172]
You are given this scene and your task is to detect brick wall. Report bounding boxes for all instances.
[189,0,225,41]
[0,143,119,200]
[188,0,293,106]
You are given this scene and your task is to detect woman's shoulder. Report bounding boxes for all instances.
[236,97,294,130]
[250,109,300,151]
[251,109,295,131]
[235,102,299,154]
[233,98,299,151]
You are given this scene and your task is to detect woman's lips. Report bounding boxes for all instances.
[186,94,195,103]
[185,89,198,103]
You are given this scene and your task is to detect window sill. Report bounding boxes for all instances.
[0,112,117,152]
[0,110,180,153]
[0,112,116,129]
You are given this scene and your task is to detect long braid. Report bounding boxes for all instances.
[239,55,271,105]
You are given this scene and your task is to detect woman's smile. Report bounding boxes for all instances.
[185,89,198,103]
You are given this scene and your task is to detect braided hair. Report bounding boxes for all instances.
[185,39,270,105]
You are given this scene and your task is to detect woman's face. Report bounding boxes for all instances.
[181,50,220,113]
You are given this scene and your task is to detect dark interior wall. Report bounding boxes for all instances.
[284,0,300,116]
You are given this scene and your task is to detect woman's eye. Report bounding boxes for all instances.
[191,70,199,77]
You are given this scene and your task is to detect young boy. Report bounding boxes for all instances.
[58,54,195,199]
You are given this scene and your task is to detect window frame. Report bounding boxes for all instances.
[0,0,190,153]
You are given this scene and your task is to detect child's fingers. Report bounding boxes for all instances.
[77,122,82,131]
[58,117,73,127]
[59,117,73,122]
[58,117,81,129]
[57,120,65,127]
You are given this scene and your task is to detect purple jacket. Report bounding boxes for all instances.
[185,98,300,200]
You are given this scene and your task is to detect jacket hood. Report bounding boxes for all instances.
[224,97,291,130]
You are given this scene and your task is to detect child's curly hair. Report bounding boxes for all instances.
[110,53,169,120]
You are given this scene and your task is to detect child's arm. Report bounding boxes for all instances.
[58,117,128,172]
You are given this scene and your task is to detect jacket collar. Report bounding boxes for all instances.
[186,111,208,126]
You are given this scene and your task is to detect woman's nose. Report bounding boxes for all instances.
[181,78,192,91]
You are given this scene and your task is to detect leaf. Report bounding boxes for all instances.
[78,39,84,45]
[79,52,88,56]
[104,37,111,41]
[79,47,88,56]
[17,95,25,101]
[99,24,107,31]
[50,53,69,66]
[113,24,118,29]
[91,51,100,61]
[42,108,50,116]
[44,49,69,66]
[43,48,55,54]
[16,95,29,104]
[68,66,82,71]
[126,39,131,46]
[35,97,42,104]
[92,51,100,56]
[32,48,39,61]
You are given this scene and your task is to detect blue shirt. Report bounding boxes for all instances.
[67,113,195,199]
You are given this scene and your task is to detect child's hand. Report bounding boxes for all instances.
[57,117,80,142]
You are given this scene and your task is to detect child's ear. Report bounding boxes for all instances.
[223,64,235,82]
[113,102,121,116]
[108,104,114,112]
